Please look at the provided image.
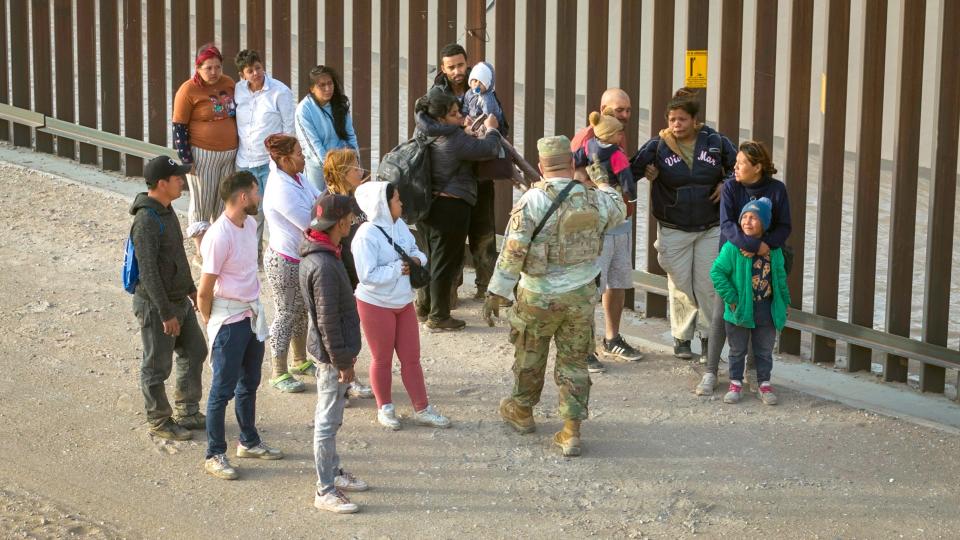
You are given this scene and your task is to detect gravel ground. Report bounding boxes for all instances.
[0,163,958,539]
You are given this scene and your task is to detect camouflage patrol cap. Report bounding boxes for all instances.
[537,135,573,172]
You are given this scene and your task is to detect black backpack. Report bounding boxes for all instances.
[376,133,436,225]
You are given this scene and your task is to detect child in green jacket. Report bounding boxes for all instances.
[710,197,791,405]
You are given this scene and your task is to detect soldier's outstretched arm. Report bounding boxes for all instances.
[486,193,540,299]
[595,182,628,233]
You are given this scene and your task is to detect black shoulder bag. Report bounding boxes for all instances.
[374,225,430,289]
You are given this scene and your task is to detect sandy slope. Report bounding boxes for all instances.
[0,163,958,539]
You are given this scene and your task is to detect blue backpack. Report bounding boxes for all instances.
[122,208,164,294]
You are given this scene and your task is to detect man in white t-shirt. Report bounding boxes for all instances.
[197,170,283,480]
[233,49,296,264]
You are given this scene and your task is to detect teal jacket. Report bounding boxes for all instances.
[710,242,791,330]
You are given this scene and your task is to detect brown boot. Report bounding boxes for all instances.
[499,397,535,434]
[553,420,582,457]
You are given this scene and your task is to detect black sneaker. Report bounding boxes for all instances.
[601,334,644,362]
[673,339,693,359]
[586,353,607,373]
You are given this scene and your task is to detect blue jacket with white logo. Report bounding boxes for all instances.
[630,124,737,231]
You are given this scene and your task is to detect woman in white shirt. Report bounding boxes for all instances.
[261,134,318,393]
[352,181,450,430]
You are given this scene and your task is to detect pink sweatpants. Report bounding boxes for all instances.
[356,299,429,411]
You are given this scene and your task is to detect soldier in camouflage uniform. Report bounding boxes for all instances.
[482,135,626,457]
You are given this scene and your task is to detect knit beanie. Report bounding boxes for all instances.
[469,62,493,91]
[589,109,623,144]
[740,197,773,231]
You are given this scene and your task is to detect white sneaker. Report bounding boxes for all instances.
[236,441,284,460]
[377,404,401,430]
[347,380,374,399]
[413,404,451,428]
[204,454,238,480]
[314,489,359,514]
[723,381,743,404]
[695,373,718,396]
[334,469,369,492]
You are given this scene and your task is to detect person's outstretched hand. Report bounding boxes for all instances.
[482,293,509,326]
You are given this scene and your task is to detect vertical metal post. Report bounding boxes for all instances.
[811,0,851,364]
[466,0,486,61]
[196,0,216,46]
[380,0,400,159]
[171,0,191,85]
[686,0,709,120]
[847,0,887,373]
[751,0,777,152]
[523,0,547,168]
[123,0,144,176]
[271,0,291,84]
[9,0,30,147]
[54,0,75,159]
[325,0,345,76]
[585,0,609,125]
[0,0,8,141]
[352,0,372,169]
[437,0,457,49]
[920,0,959,393]
[221,0,241,81]
[297,0,317,98]
[246,0,267,62]
[493,0,517,233]
[621,0,643,311]
[147,1,168,148]
[883,0,926,383]
[408,0,428,137]
[716,0,742,143]
[31,0,54,154]
[555,0,578,137]
[646,0,674,319]
[778,0,814,355]
[76,0,98,163]
[100,0,122,171]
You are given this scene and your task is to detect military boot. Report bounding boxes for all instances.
[553,420,582,457]
[499,397,535,434]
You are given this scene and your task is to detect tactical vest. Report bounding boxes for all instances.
[524,181,603,276]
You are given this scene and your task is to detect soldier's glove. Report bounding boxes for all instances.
[482,293,510,327]
[585,152,611,185]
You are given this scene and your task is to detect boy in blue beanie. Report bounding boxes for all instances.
[709,197,791,405]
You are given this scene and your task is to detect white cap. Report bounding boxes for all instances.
[469,62,493,91]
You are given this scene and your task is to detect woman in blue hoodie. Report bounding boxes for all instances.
[295,66,359,192]
[352,181,451,431]
[631,88,737,360]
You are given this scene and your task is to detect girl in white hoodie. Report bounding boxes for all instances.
[352,182,451,430]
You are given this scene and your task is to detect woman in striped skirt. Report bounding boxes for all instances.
[173,44,240,259]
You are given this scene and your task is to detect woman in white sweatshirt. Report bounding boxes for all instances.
[352,181,451,430]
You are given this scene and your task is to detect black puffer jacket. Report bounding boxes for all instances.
[414,111,501,206]
[298,235,361,370]
[129,193,196,320]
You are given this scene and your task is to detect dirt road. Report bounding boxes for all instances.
[0,163,958,539]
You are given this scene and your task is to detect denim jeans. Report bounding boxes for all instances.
[706,293,754,376]
[133,296,207,426]
[314,363,349,494]
[205,318,264,458]
[238,163,271,263]
[725,300,776,383]
[304,160,326,193]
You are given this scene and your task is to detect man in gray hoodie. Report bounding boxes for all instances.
[130,156,208,441]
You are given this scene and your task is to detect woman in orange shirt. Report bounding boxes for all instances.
[173,44,240,259]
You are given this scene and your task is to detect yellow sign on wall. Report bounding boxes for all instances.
[685,50,708,89]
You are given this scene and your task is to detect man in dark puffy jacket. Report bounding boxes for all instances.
[299,193,369,514]
[130,156,207,441]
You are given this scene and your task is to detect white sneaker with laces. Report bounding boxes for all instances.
[347,380,374,399]
[204,454,238,480]
[695,372,718,396]
[236,441,284,460]
[314,489,359,514]
[413,404,451,428]
[334,469,369,492]
[723,381,743,404]
[377,404,401,430]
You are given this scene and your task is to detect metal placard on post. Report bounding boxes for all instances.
[685,50,708,88]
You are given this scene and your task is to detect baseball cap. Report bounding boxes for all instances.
[144,156,191,186]
[310,192,362,231]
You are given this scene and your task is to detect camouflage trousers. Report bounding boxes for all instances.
[508,282,599,421]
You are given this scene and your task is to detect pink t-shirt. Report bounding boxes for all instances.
[201,214,260,324]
